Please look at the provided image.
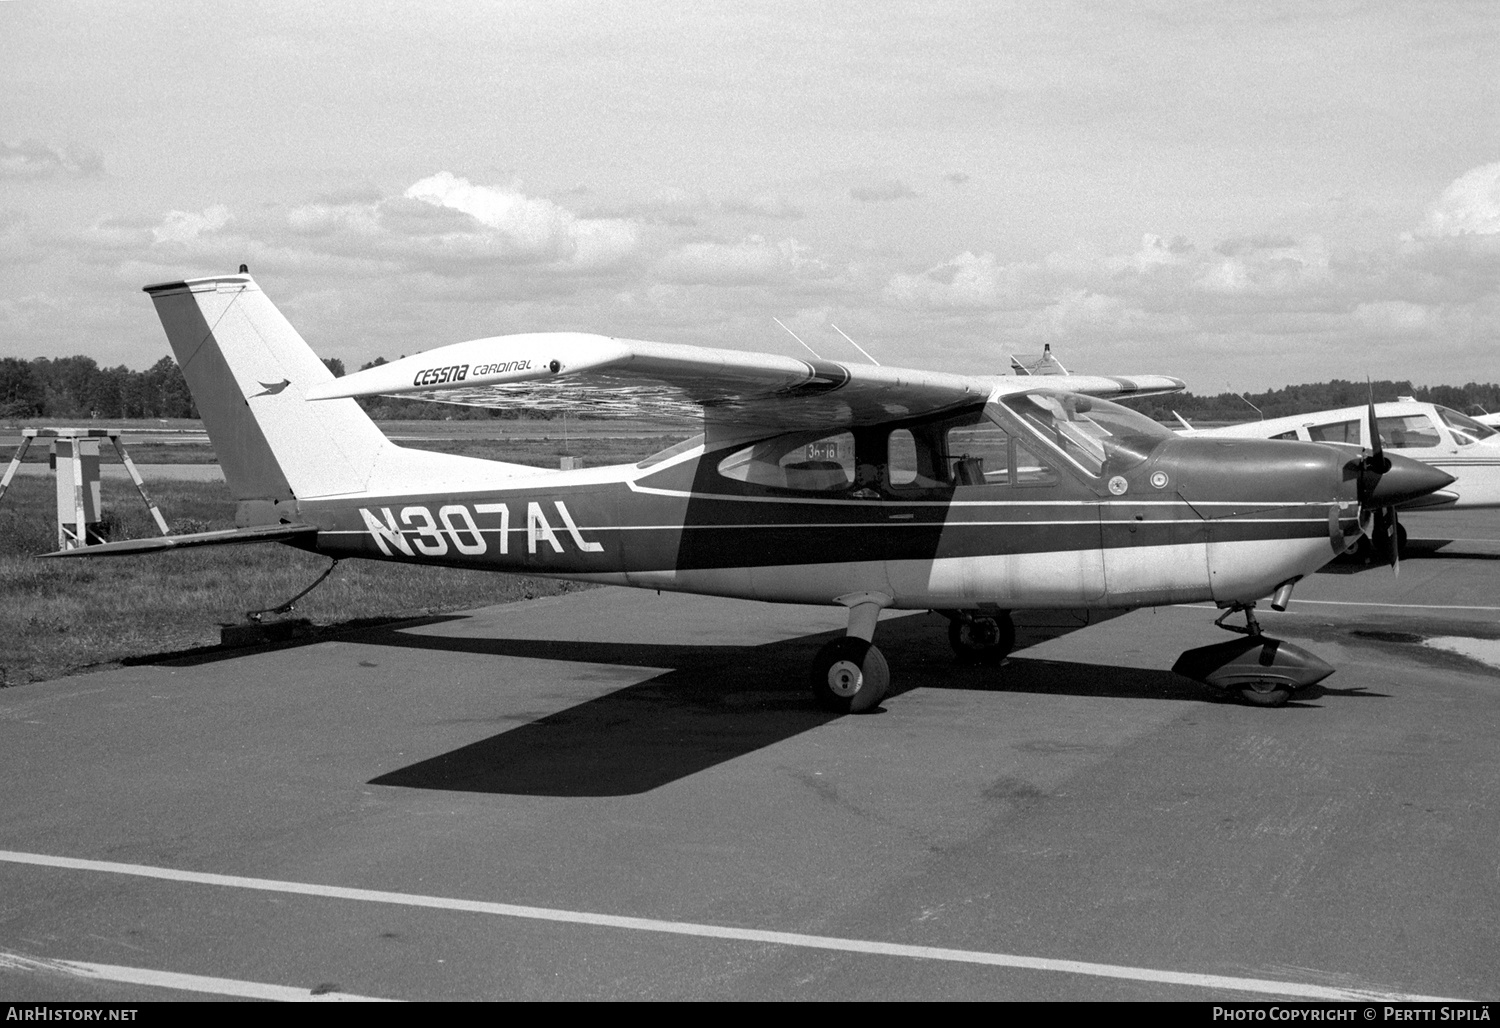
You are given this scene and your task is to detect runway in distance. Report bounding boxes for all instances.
[48,272,1453,710]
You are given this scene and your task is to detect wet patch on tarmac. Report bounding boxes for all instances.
[1424,636,1500,671]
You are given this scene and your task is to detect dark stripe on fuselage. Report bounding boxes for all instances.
[303,484,1343,575]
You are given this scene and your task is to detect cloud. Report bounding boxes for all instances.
[878,218,1500,371]
[1192,235,1330,295]
[0,140,103,180]
[67,208,233,260]
[656,235,823,286]
[581,188,805,226]
[944,172,970,186]
[721,193,805,220]
[575,187,708,227]
[1353,299,1432,336]
[850,180,918,203]
[883,251,1042,310]
[151,205,231,244]
[1414,162,1500,238]
[0,210,27,264]
[0,293,62,326]
[283,172,642,272]
[402,171,639,267]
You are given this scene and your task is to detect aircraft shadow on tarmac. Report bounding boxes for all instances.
[1318,537,1500,575]
[356,610,1328,798]
[130,609,1363,797]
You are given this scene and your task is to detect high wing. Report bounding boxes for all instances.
[308,332,1183,433]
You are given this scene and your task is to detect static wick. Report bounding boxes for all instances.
[831,324,881,366]
[773,318,821,360]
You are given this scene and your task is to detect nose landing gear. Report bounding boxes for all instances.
[1172,603,1335,707]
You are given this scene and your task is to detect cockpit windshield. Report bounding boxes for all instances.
[1436,407,1497,447]
[991,390,1173,474]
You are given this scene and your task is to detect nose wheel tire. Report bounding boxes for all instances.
[810,638,890,714]
[948,612,1016,665]
[1238,679,1292,707]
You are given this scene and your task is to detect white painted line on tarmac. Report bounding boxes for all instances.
[0,849,1464,1002]
[0,949,393,1001]
[1291,599,1500,612]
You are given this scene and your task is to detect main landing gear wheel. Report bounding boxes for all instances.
[948,612,1016,665]
[1238,679,1292,708]
[810,637,890,714]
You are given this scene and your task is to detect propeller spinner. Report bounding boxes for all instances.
[1352,396,1451,571]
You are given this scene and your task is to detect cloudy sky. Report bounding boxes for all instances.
[3,0,1498,391]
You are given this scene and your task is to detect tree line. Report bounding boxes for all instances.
[0,354,523,421]
[1126,379,1500,424]
[4,354,1499,424]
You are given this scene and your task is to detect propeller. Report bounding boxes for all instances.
[1355,393,1400,572]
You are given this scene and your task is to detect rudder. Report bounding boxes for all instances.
[145,273,391,504]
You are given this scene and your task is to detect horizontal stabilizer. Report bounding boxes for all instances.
[39,523,318,559]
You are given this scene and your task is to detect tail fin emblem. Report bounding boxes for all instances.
[251,379,291,397]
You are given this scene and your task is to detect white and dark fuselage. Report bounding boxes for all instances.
[301,416,1363,614]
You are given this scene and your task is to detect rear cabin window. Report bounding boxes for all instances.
[717,432,855,492]
[1270,430,1299,441]
[1306,419,1360,444]
[1377,415,1441,449]
[888,429,920,486]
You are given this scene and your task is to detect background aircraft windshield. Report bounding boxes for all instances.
[1436,406,1497,446]
[994,391,1173,474]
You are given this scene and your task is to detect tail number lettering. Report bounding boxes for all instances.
[359,501,600,557]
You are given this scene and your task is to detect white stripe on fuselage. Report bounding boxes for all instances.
[601,537,1334,610]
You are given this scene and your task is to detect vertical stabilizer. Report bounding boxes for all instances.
[144,274,390,501]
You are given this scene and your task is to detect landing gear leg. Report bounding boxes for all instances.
[1210,604,1290,706]
[810,595,891,714]
[1173,602,1333,708]
[945,610,1016,665]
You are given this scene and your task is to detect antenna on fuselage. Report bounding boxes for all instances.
[773,317,822,360]
[830,324,881,366]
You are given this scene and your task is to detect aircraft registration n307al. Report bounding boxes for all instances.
[49,273,1453,711]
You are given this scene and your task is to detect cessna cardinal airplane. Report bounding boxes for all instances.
[1177,400,1500,555]
[48,273,1453,711]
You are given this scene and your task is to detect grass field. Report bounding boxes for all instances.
[0,424,704,687]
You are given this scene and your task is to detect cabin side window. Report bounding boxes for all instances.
[946,420,1012,485]
[1376,415,1441,449]
[1306,419,1360,444]
[717,432,856,492]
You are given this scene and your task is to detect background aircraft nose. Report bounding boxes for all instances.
[1363,454,1455,507]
